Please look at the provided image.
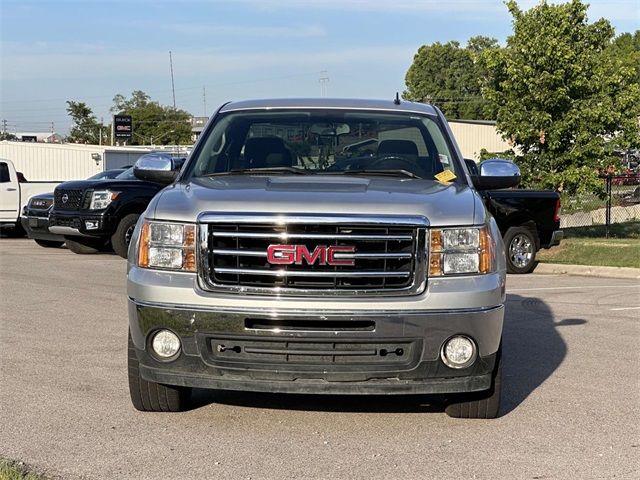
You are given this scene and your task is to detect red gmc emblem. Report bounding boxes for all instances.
[267,245,355,266]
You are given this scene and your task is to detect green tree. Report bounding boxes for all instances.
[403,36,499,120]
[0,132,18,141]
[110,90,192,145]
[483,1,640,195]
[607,30,640,84]
[66,101,106,144]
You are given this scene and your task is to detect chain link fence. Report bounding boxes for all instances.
[560,174,640,234]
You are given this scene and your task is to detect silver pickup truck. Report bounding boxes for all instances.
[127,98,520,418]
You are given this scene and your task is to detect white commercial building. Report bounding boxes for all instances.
[0,141,153,181]
[448,120,512,160]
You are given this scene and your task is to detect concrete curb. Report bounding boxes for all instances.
[534,262,640,280]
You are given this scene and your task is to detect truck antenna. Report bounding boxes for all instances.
[394,92,401,105]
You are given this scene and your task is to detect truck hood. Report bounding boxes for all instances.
[54,179,155,191]
[151,176,485,227]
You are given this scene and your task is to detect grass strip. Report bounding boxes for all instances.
[537,237,640,268]
[0,460,44,480]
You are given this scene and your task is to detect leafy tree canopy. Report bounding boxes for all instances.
[483,0,640,195]
[66,101,106,144]
[110,90,192,145]
[403,36,499,120]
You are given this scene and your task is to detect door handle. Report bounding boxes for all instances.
[6,188,17,191]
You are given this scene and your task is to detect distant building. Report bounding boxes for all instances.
[14,132,64,143]
[448,120,512,160]
[190,117,209,141]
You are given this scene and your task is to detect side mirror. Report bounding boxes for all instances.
[470,158,521,190]
[133,153,181,184]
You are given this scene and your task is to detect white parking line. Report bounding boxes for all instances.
[610,306,640,311]
[508,285,640,292]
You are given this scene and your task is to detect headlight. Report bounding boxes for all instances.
[429,226,494,276]
[137,221,196,272]
[30,198,52,209]
[89,190,120,210]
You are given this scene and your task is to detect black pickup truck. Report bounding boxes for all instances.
[466,159,562,273]
[49,156,185,258]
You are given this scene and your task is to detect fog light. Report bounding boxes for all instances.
[151,330,181,358]
[85,220,99,230]
[441,335,476,369]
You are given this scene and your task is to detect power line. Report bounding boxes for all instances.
[319,70,329,97]
[0,71,324,105]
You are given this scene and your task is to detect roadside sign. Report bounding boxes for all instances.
[114,115,132,139]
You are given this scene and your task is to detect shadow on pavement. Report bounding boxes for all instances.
[500,294,582,416]
[188,294,581,416]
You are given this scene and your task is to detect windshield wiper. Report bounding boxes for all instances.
[203,166,309,177]
[324,169,422,179]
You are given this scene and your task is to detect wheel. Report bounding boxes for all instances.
[504,226,537,274]
[64,236,106,254]
[34,239,64,248]
[445,346,502,419]
[111,214,140,259]
[128,331,191,412]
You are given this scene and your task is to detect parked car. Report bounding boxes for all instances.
[125,98,533,418]
[87,168,127,180]
[20,192,63,247]
[20,169,131,248]
[464,160,562,274]
[0,159,60,234]
[49,157,185,258]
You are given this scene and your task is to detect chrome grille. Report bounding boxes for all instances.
[54,189,84,210]
[199,214,427,296]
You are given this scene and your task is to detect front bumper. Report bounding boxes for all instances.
[48,210,118,237]
[129,300,503,395]
[20,214,64,242]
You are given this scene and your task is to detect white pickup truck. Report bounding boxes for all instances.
[0,158,60,231]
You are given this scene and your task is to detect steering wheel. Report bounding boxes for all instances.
[369,155,420,173]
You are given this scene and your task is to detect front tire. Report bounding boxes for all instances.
[445,346,502,419]
[128,332,191,412]
[111,213,140,259]
[504,226,537,274]
[34,239,64,248]
[64,236,105,254]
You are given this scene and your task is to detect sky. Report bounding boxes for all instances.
[1,0,638,134]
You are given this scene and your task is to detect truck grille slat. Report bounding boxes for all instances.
[211,249,413,259]
[54,189,84,210]
[212,268,411,277]
[211,232,413,241]
[200,215,427,297]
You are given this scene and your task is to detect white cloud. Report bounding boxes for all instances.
[159,23,327,38]
[1,43,416,81]
[237,0,503,13]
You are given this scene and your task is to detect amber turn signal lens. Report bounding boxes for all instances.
[430,230,443,252]
[138,221,150,267]
[429,252,443,276]
[479,227,493,274]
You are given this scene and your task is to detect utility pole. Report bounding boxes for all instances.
[169,51,177,111]
[203,86,207,116]
[2,119,7,135]
[169,50,178,150]
[50,122,54,134]
[319,71,329,97]
[99,117,103,146]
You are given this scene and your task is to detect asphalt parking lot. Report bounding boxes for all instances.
[1,238,639,480]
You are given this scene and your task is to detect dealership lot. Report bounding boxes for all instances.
[1,238,638,480]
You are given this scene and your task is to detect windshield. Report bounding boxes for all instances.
[190,110,459,180]
[114,167,136,180]
[88,169,124,180]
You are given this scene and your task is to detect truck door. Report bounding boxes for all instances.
[0,161,20,223]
